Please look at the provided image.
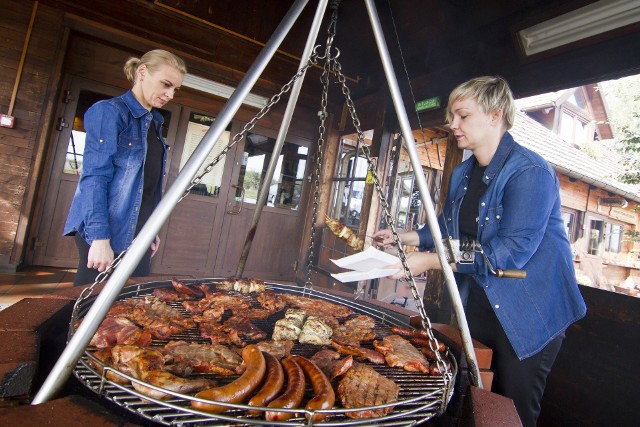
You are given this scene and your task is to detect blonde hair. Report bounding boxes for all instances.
[446,76,515,130]
[123,49,187,85]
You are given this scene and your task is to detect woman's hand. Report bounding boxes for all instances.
[387,252,441,280]
[150,235,161,258]
[87,239,114,272]
[372,229,395,249]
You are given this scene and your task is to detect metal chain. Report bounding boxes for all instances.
[305,3,340,288]
[76,55,320,305]
[332,57,451,384]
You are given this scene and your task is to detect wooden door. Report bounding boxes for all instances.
[153,116,310,281]
[213,127,309,280]
[28,77,180,268]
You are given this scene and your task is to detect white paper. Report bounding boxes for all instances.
[330,247,401,283]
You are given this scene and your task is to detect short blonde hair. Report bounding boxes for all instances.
[123,49,187,85]
[446,76,515,130]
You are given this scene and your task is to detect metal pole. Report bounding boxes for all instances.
[236,0,329,278]
[31,0,310,405]
[363,0,483,388]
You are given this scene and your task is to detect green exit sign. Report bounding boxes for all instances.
[415,97,441,112]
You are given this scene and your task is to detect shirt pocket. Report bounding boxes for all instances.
[115,134,144,168]
[480,205,503,234]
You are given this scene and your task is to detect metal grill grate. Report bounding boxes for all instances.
[71,279,456,426]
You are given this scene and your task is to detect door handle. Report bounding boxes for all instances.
[226,185,244,214]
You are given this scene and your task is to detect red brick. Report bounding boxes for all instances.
[0,394,142,426]
[463,385,522,427]
[0,299,71,332]
[431,323,493,369]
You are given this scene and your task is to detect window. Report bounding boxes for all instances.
[559,110,588,145]
[604,222,624,254]
[235,132,307,210]
[588,219,604,256]
[561,209,577,242]
[329,131,373,228]
[178,112,229,197]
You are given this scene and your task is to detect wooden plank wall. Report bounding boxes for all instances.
[539,285,640,426]
[0,1,64,268]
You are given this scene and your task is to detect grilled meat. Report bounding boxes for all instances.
[373,334,430,373]
[223,316,267,341]
[331,341,386,364]
[162,340,244,376]
[199,321,244,346]
[133,370,217,400]
[281,294,353,318]
[108,297,195,339]
[310,349,353,380]
[230,307,273,320]
[257,291,287,313]
[337,362,400,418]
[171,278,206,298]
[272,308,307,341]
[88,317,152,348]
[332,315,377,346]
[299,315,333,346]
[255,340,294,360]
[216,278,266,294]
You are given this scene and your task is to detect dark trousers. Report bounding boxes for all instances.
[465,282,565,427]
[73,233,151,287]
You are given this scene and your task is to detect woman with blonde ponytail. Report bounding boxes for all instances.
[64,49,186,285]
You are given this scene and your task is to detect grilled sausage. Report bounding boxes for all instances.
[191,344,266,413]
[265,357,306,421]
[247,352,285,415]
[291,355,335,421]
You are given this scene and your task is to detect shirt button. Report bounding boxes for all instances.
[128,143,132,147]
[494,304,499,309]
[496,215,501,219]
[481,202,485,206]
[485,217,489,221]
[464,187,467,190]
[485,176,489,180]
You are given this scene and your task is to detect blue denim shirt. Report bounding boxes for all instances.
[417,132,586,359]
[63,90,167,253]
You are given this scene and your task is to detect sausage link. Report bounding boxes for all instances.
[291,355,335,421]
[247,352,285,415]
[265,357,306,422]
[411,336,447,352]
[191,344,266,413]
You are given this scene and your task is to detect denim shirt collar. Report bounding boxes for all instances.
[483,131,516,182]
[122,90,165,125]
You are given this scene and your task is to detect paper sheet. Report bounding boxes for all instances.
[330,246,401,283]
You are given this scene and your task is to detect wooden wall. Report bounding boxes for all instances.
[539,285,640,426]
[0,1,65,268]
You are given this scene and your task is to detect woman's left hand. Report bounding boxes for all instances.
[150,235,161,258]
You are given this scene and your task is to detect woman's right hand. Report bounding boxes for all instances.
[372,229,396,249]
[87,239,114,272]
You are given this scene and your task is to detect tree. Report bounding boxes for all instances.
[600,75,640,184]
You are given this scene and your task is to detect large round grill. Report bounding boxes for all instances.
[70,279,456,426]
